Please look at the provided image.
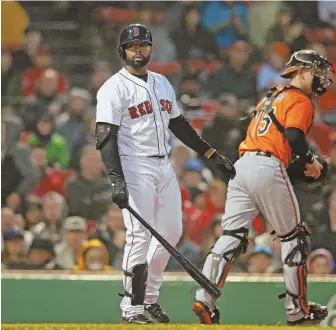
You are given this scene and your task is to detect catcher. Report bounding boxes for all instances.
[193,49,334,325]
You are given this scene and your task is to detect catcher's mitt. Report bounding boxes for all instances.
[287,150,329,190]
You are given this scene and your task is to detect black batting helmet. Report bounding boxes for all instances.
[118,24,152,61]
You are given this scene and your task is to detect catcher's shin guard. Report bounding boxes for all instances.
[210,227,249,289]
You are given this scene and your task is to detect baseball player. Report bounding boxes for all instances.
[95,23,236,324]
[192,50,334,325]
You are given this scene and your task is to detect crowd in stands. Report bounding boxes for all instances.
[2,1,336,275]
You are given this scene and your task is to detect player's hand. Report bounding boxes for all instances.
[111,180,129,209]
[304,158,323,179]
[210,152,236,180]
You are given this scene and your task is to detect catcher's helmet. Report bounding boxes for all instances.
[280,49,334,95]
[118,24,152,61]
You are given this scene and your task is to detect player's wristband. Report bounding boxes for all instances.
[204,148,217,159]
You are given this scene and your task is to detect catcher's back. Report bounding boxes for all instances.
[239,87,314,167]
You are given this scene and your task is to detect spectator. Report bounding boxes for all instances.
[207,40,256,101]
[21,46,68,97]
[2,106,24,147]
[308,248,335,275]
[55,216,87,269]
[1,207,15,234]
[89,204,125,268]
[89,61,111,107]
[203,179,228,220]
[201,1,248,49]
[180,159,208,191]
[171,5,219,60]
[138,8,176,61]
[74,239,112,271]
[1,120,40,210]
[27,114,70,169]
[1,228,26,266]
[57,88,92,160]
[327,141,336,187]
[12,214,34,250]
[12,26,42,73]
[202,94,246,163]
[66,146,112,222]
[30,145,73,197]
[257,42,290,94]
[266,6,308,52]
[247,245,273,274]
[24,196,43,230]
[19,69,67,132]
[318,1,336,28]
[8,238,63,270]
[31,192,68,244]
[1,48,21,106]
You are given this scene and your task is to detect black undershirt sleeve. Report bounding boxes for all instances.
[285,127,311,163]
[98,124,125,182]
[169,115,211,156]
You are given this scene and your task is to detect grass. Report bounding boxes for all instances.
[1,325,334,330]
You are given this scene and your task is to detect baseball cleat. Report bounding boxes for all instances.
[122,314,153,324]
[192,300,220,324]
[144,303,170,323]
[287,302,328,326]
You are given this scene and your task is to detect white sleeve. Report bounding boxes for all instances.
[96,80,124,126]
[170,86,181,119]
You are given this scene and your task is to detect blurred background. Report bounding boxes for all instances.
[1,0,336,278]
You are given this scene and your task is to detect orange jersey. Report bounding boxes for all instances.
[239,87,314,167]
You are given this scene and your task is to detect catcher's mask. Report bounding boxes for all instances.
[280,49,334,96]
[118,23,152,67]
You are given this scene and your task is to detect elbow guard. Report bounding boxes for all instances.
[95,122,118,150]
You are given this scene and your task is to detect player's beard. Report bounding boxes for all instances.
[126,52,151,68]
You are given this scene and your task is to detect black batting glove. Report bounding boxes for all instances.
[208,151,236,181]
[111,179,129,209]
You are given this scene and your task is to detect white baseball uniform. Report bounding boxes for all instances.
[96,67,183,317]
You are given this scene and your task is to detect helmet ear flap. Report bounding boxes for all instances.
[118,45,126,61]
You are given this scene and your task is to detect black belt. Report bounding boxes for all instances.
[255,151,272,158]
[148,155,165,159]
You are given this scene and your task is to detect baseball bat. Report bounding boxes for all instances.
[126,205,221,299]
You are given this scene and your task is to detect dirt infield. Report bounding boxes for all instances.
[2,324,334,330]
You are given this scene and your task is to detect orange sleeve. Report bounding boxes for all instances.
[285,97,313,134]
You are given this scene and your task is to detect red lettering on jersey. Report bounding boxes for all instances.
[160,99,166,111]
[144,101,153,114]
[128,107,139,119]
[167,101,172,114]
[137,102,146,116]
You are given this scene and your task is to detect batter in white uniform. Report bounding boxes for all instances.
[95,24,236,324]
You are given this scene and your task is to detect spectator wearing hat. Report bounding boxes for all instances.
[8,238,63,270]
[206,40,256,101]
[1,120,39,210]
[89,61,111,107]
[202,94,246,163]
[19,68,68,132]
[248,245,274,274]
[180,158,209,192]
[57,88,93,162]
[74,239,112,272]
[1,228,26,266]
[27,114,70,169]
[21,46,68,98]
[55,216,88,269]
[29,145,74,197]
[89,204,125,268]
[257,42,290,95]
[31,192,68,244]
[66,146,112,222]
[1,207,16,234]
[308,249,335,275]
[12,26,42,73]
